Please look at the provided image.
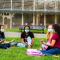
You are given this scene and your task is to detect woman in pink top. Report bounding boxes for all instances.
[27,24,60,56]
[41,24,54,50]
[41,24,60,55]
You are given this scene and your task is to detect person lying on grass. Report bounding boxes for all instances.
[27,24,60,56]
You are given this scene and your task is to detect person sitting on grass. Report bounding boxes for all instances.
[0,25,17,49]
[20,25,34,48]
[27,24,60,56]
[41,30,53,50]
[40,24,60,56]
[0,25,10,49]
[0,25,5,43]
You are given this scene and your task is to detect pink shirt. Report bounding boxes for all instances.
[51,33,60,48]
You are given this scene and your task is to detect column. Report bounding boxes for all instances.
[55,14,57,24]
[22,0,24,25]
[11,0,12,10]
[55,0,58,24]
[33,13,35,25]
[36,13,39,25]
[33,0,35,11]
[22,0,24,11]
[44,0,47,11]
[2,13,4,25]
[44,14,46,29]
[22,13,24,25]
[55,0,58,12]
[10,14,12,29]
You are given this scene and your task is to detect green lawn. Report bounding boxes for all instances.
[6,28,47,33]
[0,38,60,60]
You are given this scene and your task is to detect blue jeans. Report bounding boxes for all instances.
[41,48,60,55]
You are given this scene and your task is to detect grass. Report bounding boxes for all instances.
[6,28,20,32]
[0,37,60,60]
[6,28,47,33]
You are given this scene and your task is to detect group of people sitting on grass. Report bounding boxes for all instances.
[0,24,60,56]
[0,25,34,49]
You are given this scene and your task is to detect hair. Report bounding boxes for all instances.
[52,24,60,35]
[24,26,30,32]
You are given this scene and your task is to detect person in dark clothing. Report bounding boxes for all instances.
[0,31,5,43]
[0,25,5,43]
[0,25,11,49]
[21,26,34,48]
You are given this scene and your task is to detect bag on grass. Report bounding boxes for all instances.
[27,49,43,56]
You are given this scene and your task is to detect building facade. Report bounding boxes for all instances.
[0,0,60,29]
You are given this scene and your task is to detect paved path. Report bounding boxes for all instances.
[5,32,46,38]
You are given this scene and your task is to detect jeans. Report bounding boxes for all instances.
[0,43,11,49]
[17,43,27,48]
[41,48,60,55]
